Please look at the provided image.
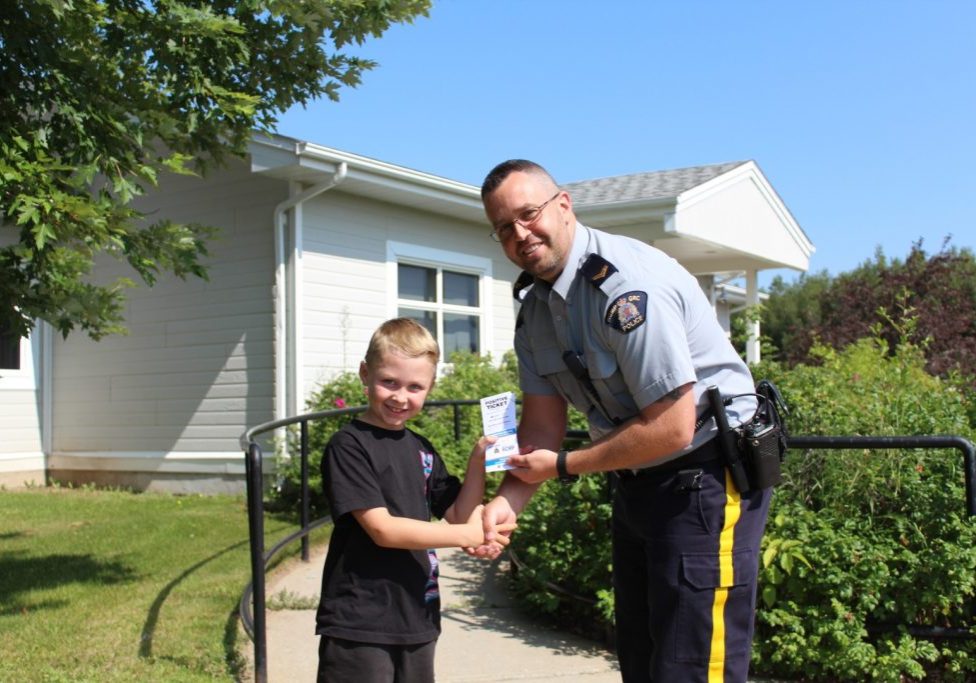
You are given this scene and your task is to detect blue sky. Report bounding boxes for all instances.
[276,1,975,286]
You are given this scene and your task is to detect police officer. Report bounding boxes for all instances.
[475,159,771,682]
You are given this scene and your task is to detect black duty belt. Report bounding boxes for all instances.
[613,437,723,481]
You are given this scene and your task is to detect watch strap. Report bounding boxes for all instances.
[556,449,578,483]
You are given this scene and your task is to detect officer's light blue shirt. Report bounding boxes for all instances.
[514,223,757,465]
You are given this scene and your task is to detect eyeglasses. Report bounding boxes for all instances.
[488,191,561,242]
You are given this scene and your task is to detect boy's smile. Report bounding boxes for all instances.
[358,351,436,430]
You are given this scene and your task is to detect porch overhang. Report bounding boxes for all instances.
[573,160,814,276]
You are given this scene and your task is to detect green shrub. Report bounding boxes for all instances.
[508,474,614,632]
[752,335,976,680]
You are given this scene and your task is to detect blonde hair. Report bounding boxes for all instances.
[364,318,440,370]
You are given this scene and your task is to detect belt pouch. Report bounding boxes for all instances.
[740,422,783,490]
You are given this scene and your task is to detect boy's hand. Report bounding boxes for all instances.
[461,503,516,551]
[465,497,518,559]
[469,435,497,463]
[460,505,487,547]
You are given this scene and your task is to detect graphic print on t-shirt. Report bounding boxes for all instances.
[419,448,440,603]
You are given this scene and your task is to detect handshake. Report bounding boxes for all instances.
[455,503,517,556]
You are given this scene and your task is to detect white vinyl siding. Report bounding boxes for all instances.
[51,160,282,457]
[0,389,42,455]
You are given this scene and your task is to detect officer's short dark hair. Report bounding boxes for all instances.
[481,159,558,200]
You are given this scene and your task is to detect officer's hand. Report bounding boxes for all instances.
[463,496,516,559]
[506,447,558,484]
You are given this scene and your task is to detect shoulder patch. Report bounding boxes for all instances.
[605,291,647,333]
[512,271,534,301]
[580,254,618,288]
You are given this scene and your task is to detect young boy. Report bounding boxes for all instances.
[315,318,511,683]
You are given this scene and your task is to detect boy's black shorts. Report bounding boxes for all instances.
[317,635,437,683]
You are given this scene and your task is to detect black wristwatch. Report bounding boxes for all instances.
[556,449,578,484]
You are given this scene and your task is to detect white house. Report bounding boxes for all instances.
[0,134,813,492]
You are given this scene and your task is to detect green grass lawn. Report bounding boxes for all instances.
[0,486,322,682]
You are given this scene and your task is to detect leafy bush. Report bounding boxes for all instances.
[751,334,976,680]
[508,474,614,637]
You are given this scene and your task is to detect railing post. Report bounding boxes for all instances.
[245,442,267,683]
[960,437,976,518]
[301,420,310,562]
[453,403,462,443]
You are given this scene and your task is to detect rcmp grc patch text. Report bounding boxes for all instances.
[605,291,647,333]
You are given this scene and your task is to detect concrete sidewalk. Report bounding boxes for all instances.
[244,544,620,682]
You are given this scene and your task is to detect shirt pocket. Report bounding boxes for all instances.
[531,343,590,413]
[675,549,758,663]
[584,347,635,419]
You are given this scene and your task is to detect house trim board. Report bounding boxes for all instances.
[47,451,249,475]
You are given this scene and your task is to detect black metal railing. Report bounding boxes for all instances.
[239,403,976,682]
[787,435,976,518]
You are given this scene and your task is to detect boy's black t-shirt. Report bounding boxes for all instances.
[315,419,463,645]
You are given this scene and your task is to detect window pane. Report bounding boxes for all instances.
[398,308,437,339]
[398,264,435,302]
[443,271,479,306]
[444,314,479,356]
[0,320,20,370]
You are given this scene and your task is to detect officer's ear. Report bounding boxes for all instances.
[555,189,574,216]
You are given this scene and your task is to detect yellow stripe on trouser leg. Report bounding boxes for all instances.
[708,468,742,683]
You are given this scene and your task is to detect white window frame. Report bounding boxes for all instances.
[0,328,38,390]
[386,241,493,360]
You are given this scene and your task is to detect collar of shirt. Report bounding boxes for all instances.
[550,221,590,300]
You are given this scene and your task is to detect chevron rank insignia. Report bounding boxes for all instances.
[580,254,618,288]
[605,291,647,333]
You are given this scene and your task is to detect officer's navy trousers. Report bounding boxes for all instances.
[611,456,771,683]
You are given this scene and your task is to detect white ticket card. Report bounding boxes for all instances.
[480,391,519,472]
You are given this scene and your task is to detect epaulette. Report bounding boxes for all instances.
[580,253,618,291]
[512,270,534,301]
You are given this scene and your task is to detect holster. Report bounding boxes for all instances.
[706,381,789,493]
[707,386,752,493]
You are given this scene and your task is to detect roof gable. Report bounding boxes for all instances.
[563,161,749,204]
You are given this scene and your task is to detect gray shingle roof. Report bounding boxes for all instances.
[563,161,749,205]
